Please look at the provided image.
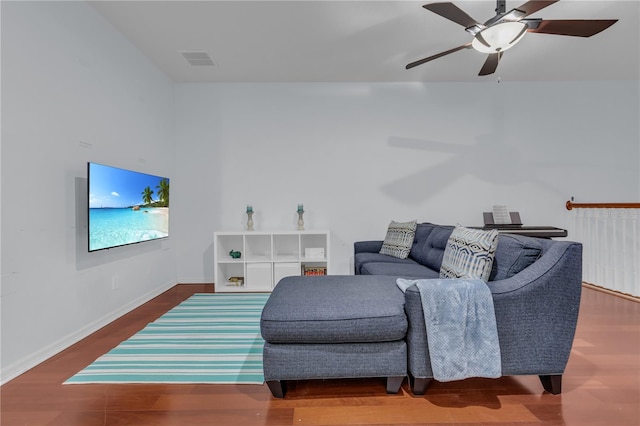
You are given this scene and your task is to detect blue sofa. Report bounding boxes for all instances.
[354,222,583,395]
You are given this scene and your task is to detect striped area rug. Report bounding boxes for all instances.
[64,293,270,384]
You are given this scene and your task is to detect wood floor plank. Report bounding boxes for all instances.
[1,283,638,425]
[152,392,274,410]
[0,411,61,426]
[293,402,540,424]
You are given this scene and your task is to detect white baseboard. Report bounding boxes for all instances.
[176,277,214,284]
[0,279,177,385]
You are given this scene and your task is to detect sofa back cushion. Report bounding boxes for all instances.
[410,224,454,271]
[408,223,436,260]
[489,234,543,281]
[408,224,545,281]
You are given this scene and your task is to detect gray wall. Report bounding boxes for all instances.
[1,1,177,381]
[173,81,639,278]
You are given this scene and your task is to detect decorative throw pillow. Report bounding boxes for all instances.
[439,225,499,282]
[379,220,418,259]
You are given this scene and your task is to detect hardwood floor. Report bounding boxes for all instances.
[1,283,638,425]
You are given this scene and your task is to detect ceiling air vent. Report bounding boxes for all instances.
[180,51,214,66]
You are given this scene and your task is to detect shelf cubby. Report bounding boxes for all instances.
[214,230,330,292]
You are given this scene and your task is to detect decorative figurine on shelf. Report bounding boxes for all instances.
[246,205,254,231]
[297,204,305,231]
[229,250,241,259]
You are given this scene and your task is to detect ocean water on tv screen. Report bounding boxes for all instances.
[89,207,169,251]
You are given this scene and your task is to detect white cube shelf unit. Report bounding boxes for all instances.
[214,230,330,292]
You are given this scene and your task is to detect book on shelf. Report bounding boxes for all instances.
[302,265,327,276]
[225,276,244,286]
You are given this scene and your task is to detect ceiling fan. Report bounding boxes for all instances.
[406,0,618,76]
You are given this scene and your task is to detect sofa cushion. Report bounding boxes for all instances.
[489,234,543,281]
[355,252,416,274]
[261,275,407,344]
[360,261,440,278]
[379,220,417,259]
[408,223,436,260]
[440,225,499,281]
[410,225,454,271]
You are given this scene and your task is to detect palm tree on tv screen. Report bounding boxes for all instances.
[141,186,154,206]
[156,178,169,207]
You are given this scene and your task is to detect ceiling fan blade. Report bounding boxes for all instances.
[423,3,480,28]
[478,52,503,76]
[406,43,472,70]
[528,19,618,37]
[513,1,559,18]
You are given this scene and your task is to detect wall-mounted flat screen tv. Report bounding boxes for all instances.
[88,162,170,252]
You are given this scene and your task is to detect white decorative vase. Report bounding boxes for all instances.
[247,211,254,231]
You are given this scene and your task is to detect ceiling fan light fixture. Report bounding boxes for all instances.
[472,21,528,53]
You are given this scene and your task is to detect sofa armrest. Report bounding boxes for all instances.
[354,240,384,254]
[488,241,583,375]
[406,241,583,379]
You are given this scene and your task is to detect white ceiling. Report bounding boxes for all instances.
[90,0,640,83]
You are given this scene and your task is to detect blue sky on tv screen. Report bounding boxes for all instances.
[89,163,169,208]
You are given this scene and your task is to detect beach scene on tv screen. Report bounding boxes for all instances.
[89,163,169,251]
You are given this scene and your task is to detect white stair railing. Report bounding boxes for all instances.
[566,201,640,298]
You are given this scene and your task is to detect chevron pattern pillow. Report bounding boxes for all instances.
[379,220,417,259]
[440,225,499,282]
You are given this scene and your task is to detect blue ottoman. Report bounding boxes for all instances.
[260,275,408,397]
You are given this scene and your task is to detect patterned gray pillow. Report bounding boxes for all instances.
[440,225,499,282]
[379,220,417,259]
